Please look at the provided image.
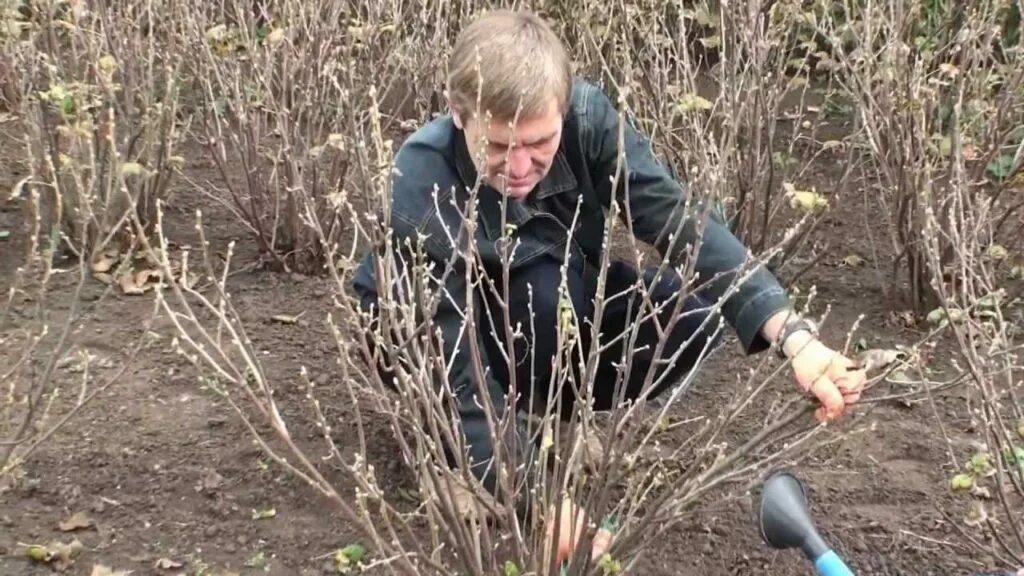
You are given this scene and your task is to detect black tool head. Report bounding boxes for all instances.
[758,471,829,560]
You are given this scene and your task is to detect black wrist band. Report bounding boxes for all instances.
[774,317,817,359]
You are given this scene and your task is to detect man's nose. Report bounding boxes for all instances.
[508,147,532,179]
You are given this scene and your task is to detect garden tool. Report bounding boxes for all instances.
[759,471,854,576]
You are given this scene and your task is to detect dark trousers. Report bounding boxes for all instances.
[479,254,723,418]
[361,253,724,493]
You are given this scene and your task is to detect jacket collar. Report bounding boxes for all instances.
[453,122,578,241]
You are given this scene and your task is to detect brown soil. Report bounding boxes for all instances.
[0,121,1009,576]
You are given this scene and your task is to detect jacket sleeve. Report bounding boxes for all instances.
[580,82,791,354]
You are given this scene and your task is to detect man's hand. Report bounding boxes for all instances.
[761,310,868,422]
[547,497,613,566]
[789,338,866,422]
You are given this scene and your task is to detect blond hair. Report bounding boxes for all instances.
[446,10,573,121]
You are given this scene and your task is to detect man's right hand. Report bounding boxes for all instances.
[790,338,866,422]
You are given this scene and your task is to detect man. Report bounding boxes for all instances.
[352,8,866,562]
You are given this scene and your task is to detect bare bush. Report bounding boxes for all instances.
[815,0,1024,314]
[12,0,186,281]
[0,191,158,483]
[0,1,25,110]
[548,0,853,278]
[175,0,469,273]
[917,108,1024,571]
[1,0,181,483]
[153,67,866,576]
[152,165,851,574]
[176,0,853,279]
[133,1,903,574]
[847,2,1024,568]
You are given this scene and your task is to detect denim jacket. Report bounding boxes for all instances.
[352,77,791,425]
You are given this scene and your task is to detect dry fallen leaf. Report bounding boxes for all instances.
[887,310,916,327]
[118,272,147,295]
[972,485,993,500]
[421,468,501,522]
[964,501,988,527]
[886,369,915,386]
[251,508,276,520]
[989,244,1008,261]
[856,348,907,373]
[115,267,166,295]
[134,269,162,290]
[61,350,104,374]
[270,313,304,325]
[195,469,225,494]
[55,538,85,568]
[120,162,146,177]
[267,27,286,44]
[677,93,714,113]
[578,429,605,473]
[24,538,85,571]
[450,481,485,519]
[91,250,121,274]
[842,254,866,267]
[783,182,829,212]
[155,557,184,570]
[10,175,29,200]
[205,23,228,42]
[59,511,95,532]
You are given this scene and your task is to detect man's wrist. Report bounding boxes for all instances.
[773,315,819,360]
[782,328,818,360]
[760,309,823,359]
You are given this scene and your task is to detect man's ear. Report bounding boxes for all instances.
[445,93,464,129]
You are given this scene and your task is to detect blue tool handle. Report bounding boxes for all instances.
[814,550,854,576]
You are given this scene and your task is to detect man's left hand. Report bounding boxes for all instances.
[547,497,613,565]
[790,339,866,422]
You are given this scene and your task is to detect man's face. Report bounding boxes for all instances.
[457,96,563,200]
